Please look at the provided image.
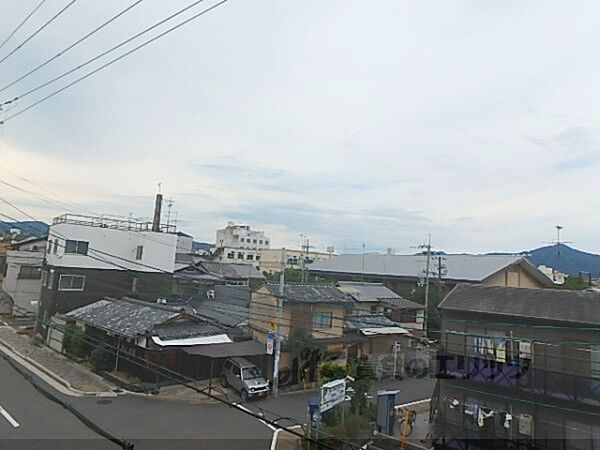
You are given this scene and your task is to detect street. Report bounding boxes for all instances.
[0,349,435,450]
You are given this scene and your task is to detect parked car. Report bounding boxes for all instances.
[221,357,270,401]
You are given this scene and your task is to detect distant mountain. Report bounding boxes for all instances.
[193,241,213,252]
[523,244,600,278]
[0,221,49,237]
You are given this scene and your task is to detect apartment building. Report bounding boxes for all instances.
[41,210,192,316]
[432,284,600,449]
[215,221,270,265]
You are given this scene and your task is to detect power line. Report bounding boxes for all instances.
[0,0,144,95]
[0,0,47,52]
[0,0,79,66]
[0,0,225,117]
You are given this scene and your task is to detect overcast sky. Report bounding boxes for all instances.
[1,0,599,254]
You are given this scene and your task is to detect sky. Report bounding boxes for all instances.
[1,0,600,254]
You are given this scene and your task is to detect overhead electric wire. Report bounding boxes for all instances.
[0,0,144,94]
[0,0,47,52]
[0,0,79,66]
[0,0,228,120]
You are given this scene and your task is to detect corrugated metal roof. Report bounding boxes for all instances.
[338,282,401,301]
[309,254,537,283]
[438,284,600,325]
[345,314,400,330]
[198,261,264,280]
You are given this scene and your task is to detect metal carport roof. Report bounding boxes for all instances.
[182,339,266,358]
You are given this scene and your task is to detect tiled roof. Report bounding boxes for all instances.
[345,314,400,330]
[265,283,354,304]
[309,254,552,285]
[67,297,224,338]
[438,284,600,325]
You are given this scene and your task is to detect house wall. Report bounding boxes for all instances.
[482,263,547,288]
[45,222,179,273]
[2,249,44,312]
[40,267,172,315]
[249,286,289,343]
[289,303,345,340]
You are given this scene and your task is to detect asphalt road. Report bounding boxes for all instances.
[0,349,435,450]
[0,356,113,450]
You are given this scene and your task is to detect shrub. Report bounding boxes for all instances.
[319,362,347,384]
[63,323,90,358]
[90,348,112,371]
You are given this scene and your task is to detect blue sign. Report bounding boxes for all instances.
[308,398,321,429]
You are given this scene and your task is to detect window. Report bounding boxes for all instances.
[253,239,257,244]
[313,311,333,329]
[265,241,269,246]
[246,254,254,260]
[233,365,240,377]
[53,239,58,254]
[237,252,244,260]
[259,240,263,244]
[240,238,245,242]
[135,245,144,260]
[227,251,235,259]
[370,305,379,314]
[47,241,52,254]
[132,277,139,293]
[19,266,42,279]
[58,274,85,291]
[64,240,88,255]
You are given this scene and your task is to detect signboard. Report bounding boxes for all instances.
[320,379,346,412]
[268,320,276,331]
[308,399,321,428]
[266,331,275,355]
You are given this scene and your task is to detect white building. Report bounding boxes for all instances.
[259,248,335,274]
[2,236,47,313]
[215,221,270,264]
[41,211,193,316]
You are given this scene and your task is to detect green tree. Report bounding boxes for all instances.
[62,323,90,358]
[319,361,347,384]
[288,328,324,386]
[558,275,590,290]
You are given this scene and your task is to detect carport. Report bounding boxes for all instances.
[183,340,267,394]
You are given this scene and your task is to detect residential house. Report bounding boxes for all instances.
[172,259,264,298]
[1,235,47,313]
[336,281,425,331]
[41,207,192,316]
[62,296,233,382]
[249,283,355,386]
[432,284,600,449]
[259,248,335,274]
[215,221,270,266]
[309,254,554,299]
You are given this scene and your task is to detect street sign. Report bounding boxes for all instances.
[320,379,346,412]
[268,320,276,330]
[266,331,275,355]
[308,399,321,428]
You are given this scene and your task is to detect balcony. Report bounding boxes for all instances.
[437,350,600,408]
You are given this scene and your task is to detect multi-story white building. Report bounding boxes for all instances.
[215,221,270,264]
[41,209,193,316]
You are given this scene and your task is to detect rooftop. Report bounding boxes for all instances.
[265,283,354,304]
[438,284,600,326]
[53,213,176,233]
[67,297,225,338]
[309,253,553,286]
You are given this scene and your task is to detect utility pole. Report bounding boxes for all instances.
[361,243,366,282]
[273,247,285,397]
[418,235,432,336]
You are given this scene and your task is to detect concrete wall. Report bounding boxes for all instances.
[46,223,179,273]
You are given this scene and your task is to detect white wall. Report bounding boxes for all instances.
[176,234,194,253]
[3,250,44,312]
[45,223,179,273]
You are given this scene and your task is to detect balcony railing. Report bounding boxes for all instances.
[437,349,600,407]
[53,214,176,233]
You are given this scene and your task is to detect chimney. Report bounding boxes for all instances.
[152,193,163,232]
